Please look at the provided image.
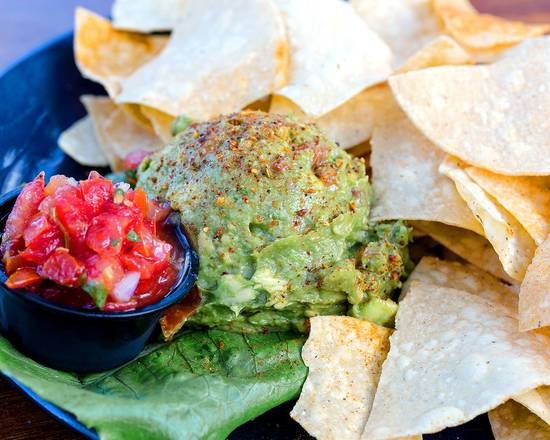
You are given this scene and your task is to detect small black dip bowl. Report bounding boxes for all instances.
[0,188,198,373]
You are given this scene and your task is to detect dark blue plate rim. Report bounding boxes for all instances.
[5,375,98,439]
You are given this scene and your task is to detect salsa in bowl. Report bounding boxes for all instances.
[0,173,198,372]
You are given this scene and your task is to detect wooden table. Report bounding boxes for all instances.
[0,0,549,439]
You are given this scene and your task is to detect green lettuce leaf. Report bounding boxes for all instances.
[0,330,306,439]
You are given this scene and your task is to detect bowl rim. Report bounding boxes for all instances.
[0,187,199,319]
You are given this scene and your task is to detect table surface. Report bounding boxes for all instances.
[0,0,549,439]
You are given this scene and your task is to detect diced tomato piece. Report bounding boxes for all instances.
[137,227,173,261]
[3,254,31,275]
[5,268,42,289]
[104,203,143,233]
[39,248,83,287]
[1,173,45,255]
[147,200,171,224]
[135,264,178,298]
[121,228,171,279]
[54,186,90,245]
[38,195,56,216]
[85,213,130,256]
[19,226,64,264]
[23,214,51,247]
[84,254,125,292]
[45,175,73,196]
[132,187,149,218]
[80,177,112,215]
[122,150,150,171]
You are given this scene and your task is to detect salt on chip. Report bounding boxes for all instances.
[81,95,162,171]
[112,0,186,32]
[519,236,550,331]
[489,400,550,440]
[397,35,473,73]
[272,0,392,118]
[389,37,550,176]
[514,387,550,426]
[465,168,550,246]
[440,156,536,281]
[270,85,388,150]
[74,8,168,97]
[351,0,441,69]
[116,0,288,121]
[362,282,550,439]
[411,221,513,282]
[370,90,482,235]
[58,115,108,167]
[291,316,392,440]
[403,256,518,313]
[431,0,549,50]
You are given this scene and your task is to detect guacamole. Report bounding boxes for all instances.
[138,111,411,332]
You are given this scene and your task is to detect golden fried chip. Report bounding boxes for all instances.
[112,0,187,32]
[291,316,392,440]
[440,157,536,281]
[139,106,175,143]
[464,168,550,246]
[81,95,162,171]
[432,0,549,50]
[351,0,442,69]
[412,221,513,282]
[58,115,108,167]
[519,237,550,331]
[116,0,288,121]
[74,8,168,97]
[489,400,550,440]
[389,37,550,175]
[370,90,482,234]
[514,387,550,426]
[363,282,550,439]
[272,0,392,117]
[160,288,201,341]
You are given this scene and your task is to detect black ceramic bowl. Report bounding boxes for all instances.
[0,187,198,373]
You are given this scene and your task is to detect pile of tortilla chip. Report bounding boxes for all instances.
[57,0,550,437]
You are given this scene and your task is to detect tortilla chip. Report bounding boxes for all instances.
[112,0,187,32]
[465,168,550,246]
[116,0,288,121]
[57,115,108,167]
[389,37,550,175]
[270,85,388,150]
[519,236,550,331]
[81,95,162,171]
[403,257,518,313]
[514,387,550,426]
[350,0,442,69]
[139,106,174,143]
[432,0,549,50]
[370,90,482,234]
[411,221,514,283]
[272,0,392,117]
[291,316,392,439]
[74,8,168,97]
[160,288,201,341]
[489,400,550,440]
[363,282,550,439]
[397,35,473,73]
[440,157,536,281]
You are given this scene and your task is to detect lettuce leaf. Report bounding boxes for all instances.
[0,330,306,439]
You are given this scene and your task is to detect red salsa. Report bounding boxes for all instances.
[1,172,181,311]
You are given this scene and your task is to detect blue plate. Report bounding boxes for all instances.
[0,32,495,439]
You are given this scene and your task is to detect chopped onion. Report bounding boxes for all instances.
[114,182,131,193]
[112,272,140,303]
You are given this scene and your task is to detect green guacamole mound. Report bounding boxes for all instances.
[138,111,411,332]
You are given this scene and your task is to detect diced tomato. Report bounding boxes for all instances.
[132,187,149,217]
[19,226,64,264]
[84,254,125,292]
[1,174,45,255]
[38,248,83,287]
[122,150,150,171]
[23,214,51,247]
[138,227,173,261]
[80,177,113,215]
[53,186,90,245]
[5,268,42,289]
[3,254,30,275]
[45,175,73,196]
[85,213,131,256]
